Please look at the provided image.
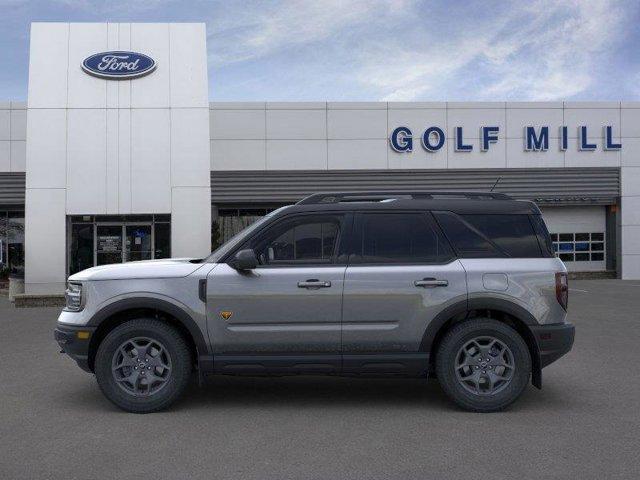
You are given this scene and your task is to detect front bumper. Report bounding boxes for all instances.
[530,322,575,368]
[54,324,97,373]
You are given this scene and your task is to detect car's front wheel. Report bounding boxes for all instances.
[435,318,531,412]
[94,319,192,413]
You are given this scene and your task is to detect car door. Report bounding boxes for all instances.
[206,212,350,373]
[341,211,467,374]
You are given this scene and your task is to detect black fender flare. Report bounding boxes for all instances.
[87,297,210,357]
[420,297,542,388]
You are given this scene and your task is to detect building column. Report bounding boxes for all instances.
[620,166,640,279]
[171,187,211,258]
[24,188,66,294]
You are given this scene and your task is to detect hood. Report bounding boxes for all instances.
[68,258,204,281]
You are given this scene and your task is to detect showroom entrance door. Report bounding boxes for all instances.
[96,223,153,265]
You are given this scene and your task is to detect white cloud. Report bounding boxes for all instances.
[208,0,413,66]
[357,0,627,101]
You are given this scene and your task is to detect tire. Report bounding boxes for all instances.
[94,318,192,413]
[435,318,531,412]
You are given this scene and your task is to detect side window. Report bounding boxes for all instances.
[354,212,453,264]
[248,215,341,265]
[461,214,542,258]
[433,212,500,258]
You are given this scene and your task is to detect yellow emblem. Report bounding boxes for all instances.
[220,311,233,320]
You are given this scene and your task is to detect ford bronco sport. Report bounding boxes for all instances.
[55,191,574,413]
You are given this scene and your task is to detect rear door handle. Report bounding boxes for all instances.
[298,279,332,289]
[414,278,448,288]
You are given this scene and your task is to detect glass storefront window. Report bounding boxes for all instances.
[68,215,171,275]
[154,223,171,259]
[0,211,25,277]
[69,224,94,275]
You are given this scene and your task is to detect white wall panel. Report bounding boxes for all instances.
[388,144,445,169]
[171,186,211,258]
[266,109,326,139]
[25,109,67,189]
[621,138,640,167]
[266,140,327,170]
[66,109,107,214]
[621,196,640,226]
[131,23,170,108]
[210,109,265,139]
[28,23,68,108]
[118,23,132,109]
[621,225,640,255]
[10,109,27,140]
[105,109,119,212]
[327,109,386,139]
[117,109,132,213]
[0,141,9,171]
[169,23,208,108]
[211,140,265,170]
[67,23,108,109]
[130,108,171,212]
[171,108,210,186]
[621,166,640,196]
[106,23,119,108]
[446,137,506,169]
[328,140,387,169]
[506,138,564,168]
[10,141,26,172]
[25,188,66,294]
[621,108,640,138]
[564,143,620,168]
[0,110,9,140]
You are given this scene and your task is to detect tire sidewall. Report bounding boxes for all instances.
[95,320,191,413]
[436,320,531,412]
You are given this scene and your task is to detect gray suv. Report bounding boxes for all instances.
[55,191,574,413]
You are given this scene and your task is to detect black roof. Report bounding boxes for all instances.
[274,191,541,216]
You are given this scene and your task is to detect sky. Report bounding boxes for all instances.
[1,0,639,102]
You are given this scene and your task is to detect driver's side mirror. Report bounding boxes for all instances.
[230,249,258,271]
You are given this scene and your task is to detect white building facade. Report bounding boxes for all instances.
[1,22,639,295]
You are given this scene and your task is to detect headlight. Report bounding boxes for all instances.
[65,282,84,311]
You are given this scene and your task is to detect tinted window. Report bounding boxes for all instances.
[530,214,554,257]
[435,211,543,258]
[434,212,499,258]
[250,215,341,265]
[462,214,542,257]
[355,213,453,264]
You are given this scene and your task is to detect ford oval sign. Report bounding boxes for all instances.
[82,51,156,80]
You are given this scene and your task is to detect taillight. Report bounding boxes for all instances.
[555,272,568,311]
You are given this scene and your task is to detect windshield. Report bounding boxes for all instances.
[206,205,291,263]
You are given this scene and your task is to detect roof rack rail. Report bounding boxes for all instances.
[296,191,512,205]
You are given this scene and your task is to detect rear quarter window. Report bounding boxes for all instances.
[434,212,543,258]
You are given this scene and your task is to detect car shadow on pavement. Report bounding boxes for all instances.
[53,373,571,414]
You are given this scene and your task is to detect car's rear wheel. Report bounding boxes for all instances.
[435,319,531,412]
[95,319,192,413]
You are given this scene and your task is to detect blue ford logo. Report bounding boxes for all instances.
[82,51,156,80]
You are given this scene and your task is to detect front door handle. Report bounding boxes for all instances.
[298,279,332,289]
[414,278,448,288]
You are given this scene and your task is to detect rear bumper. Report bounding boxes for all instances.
[54,324,97,373]
[531,322,575,368]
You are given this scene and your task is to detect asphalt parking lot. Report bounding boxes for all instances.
[1,280,639,480]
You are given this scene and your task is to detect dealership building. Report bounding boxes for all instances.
[1,22,640,295]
